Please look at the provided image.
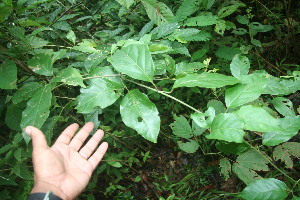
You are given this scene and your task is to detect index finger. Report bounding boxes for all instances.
[54,123,79,145]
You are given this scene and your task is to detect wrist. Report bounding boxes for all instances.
[31,181,68,200]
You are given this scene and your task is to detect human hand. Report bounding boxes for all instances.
[25,122,108,200]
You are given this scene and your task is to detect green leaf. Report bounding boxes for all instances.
[115,0,135,9]
[120,89,160,143]
[216,142,250,155]
[206,113,245,143]
[28,36,49,48]
[5,104,22,131]
[272,97,295,117]
[173,73,238,89]
[239,178,289,200]
[215,46,242,60]
[230,54,250,78]
[52,67,85,87]
[236,149,269,171]
[111,44,155,82]
[175,62,205,75]
[220,158,231,180]
[151,22,179,39]
[174,0,199,22]
[185,15,219,26]
[236,15,249,24]
[214,19,226,35]
[141,0,174,25]
[251,39,262,47]
[66,30,76,44]
[236,105,281,132]
[232,164,262,185]
[76,67,122,113]
[177,140,199,153]
[0,60,17,89]
[263,116,300,146]
[73,40,98,53]
[28,54,53,76]
[207,100,226,115]
[12,164,33,180]
[170,116,193,139]
[0,4,12,22]
[225,82,266,108]
[12,82,42,104]
[20,85,52,137]
[218,3,245,18]
[273,142,300,168]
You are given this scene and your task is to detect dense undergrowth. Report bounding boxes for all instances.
[0,0,300,199]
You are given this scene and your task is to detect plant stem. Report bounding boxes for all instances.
[123,78,202,113]
[245,141,296,183]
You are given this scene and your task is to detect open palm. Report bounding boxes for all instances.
[27,122,108,200]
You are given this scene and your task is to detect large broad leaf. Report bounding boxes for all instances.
[20,85,52,141]
[173,73,238,89]
[236,105,281,132]
[28,54,53,76]
[51,67,85,87]
[230,54,250,78]
[116,0,135,9]
[239,178,289,200]
[76,67,123,114]
[225,74,267,108]
[262,116,300,146]
[111,44,155,82]
[0,60,17,89]
[12,82,42,104]
[225,83,264,108]
[120,89,160,143]
[206,113,245,143]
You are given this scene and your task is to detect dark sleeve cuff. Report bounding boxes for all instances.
[27,193,63,200]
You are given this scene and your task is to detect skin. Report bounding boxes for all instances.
[25,122,108,200]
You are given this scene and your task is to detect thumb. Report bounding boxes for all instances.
[25,126,48,152]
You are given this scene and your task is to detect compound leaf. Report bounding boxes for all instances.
[173,73,238,89]
[111,44,155,82]
[120,89,160,143]
[239,178,289,200]
[206,113,244,143]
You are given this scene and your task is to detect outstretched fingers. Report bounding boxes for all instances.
[69,122,94,151]
[79,130,104,158]
[88,142,108,171]
[54,123,79,145]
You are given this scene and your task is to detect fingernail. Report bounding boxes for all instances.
[25,127,32,135]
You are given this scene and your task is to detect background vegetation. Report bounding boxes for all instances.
[0,0,299,199]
